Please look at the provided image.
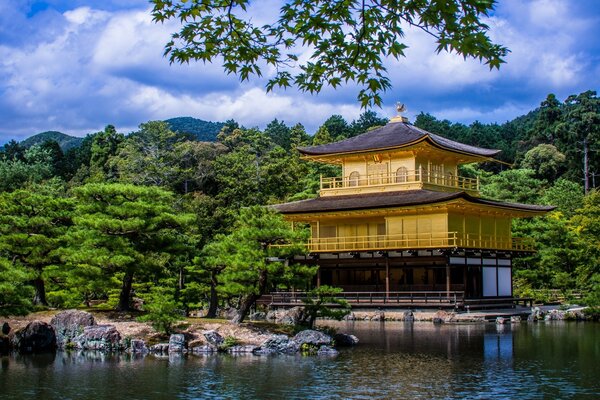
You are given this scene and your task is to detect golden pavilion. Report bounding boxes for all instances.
[274,109,553,308]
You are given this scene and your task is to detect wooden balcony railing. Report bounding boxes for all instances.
[320,168,479,194]
[303,232,534,252]
[263,291,466,307]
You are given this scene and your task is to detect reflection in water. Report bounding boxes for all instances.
[0,322,598,399]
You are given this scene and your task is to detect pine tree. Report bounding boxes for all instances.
[63,183,196,311]
[0,182,74,305]
[211,206,315,323]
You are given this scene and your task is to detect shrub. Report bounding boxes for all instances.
[137,288,183,335]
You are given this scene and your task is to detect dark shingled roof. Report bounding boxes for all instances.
[274,190,554,214]
[298,121,500,157]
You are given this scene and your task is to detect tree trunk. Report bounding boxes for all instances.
[231,293,258,324]
[206,270,219,318]
[583,137,590,193]
[117,270,134,311]
[32,277,47,306]
[232,269,268,324]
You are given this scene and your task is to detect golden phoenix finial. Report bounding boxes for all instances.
[396,102,406,114]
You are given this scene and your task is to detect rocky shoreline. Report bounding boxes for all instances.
[1,309,358,357]
[1,306,593,357]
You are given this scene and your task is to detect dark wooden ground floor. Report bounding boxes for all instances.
[264,249,528,309]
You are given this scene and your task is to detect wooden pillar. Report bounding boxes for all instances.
[385,256,390,298]
[463,265,468,297]
[446,264,451,297]
[317,268,321,288]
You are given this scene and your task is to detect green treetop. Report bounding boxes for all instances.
[63,183,197,311]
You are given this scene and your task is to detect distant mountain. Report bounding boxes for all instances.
[20,131,84,152]
[165,117,225,142]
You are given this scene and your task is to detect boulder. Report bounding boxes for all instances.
[266,310,278,321]
[203,330,224,347]
[317,346,339,355]
[191,345,217,354]
[150,343,170,353]
[2,322,10,335]
[12,321,56,353]
[370,312,385,321]
[496,317,507,325]
[255,334,299,355]
[130,339,148,353]
[50,310,95,348]
[528,307,545,322]
[292,330,332,347]
[333,333,359,347]
[168,334,186,353]
[402,311,414,322]
[510,316,521,324]
[433,310,452,324]
[227,345,259,354]
[344,312,356,321]
[248,312,267,321]
[278,306,305,325]
[73,324,121,351]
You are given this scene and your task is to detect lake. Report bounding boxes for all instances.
[1,321,598,399]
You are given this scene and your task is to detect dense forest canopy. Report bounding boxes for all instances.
[0,91,599,318]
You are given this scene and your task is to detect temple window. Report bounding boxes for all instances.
[395,167,408,183]
[348,171,360,187]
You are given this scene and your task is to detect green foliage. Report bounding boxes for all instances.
[0,145,55,192]
[219,336,240,351]
[138,286,183,335]
[61,183,197,311]
[152,0,507,107]
[0,258,34,317]
[210,206,315,323]
[521,144,565,182]
[301,285,351,329]
[481,169,545,204]
[88,125,125,182]
[0,181,74,305]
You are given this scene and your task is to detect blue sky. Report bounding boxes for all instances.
[1,0,599,143]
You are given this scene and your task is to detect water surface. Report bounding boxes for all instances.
[1,321,598,399]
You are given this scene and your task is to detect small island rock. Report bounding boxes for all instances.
[203,330,224,347]
[292,330,332,347]
[74,324,121,351]
[12,320,56,353]
[50,309,95,348]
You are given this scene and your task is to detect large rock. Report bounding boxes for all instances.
[129,339,148,353]
[255,334,299,354]
[402,310,415,322]
[333,333,359,347]
[248,312,267,321]
[12,321,56,353]
[191,345,217,354]
[279,306,305,325]
[50,310,95,348]
[73,324,121,351]
[203,330,224,347]
[150,343,170,353]
[292,330,332,347]
[168,334,186,353]
[317,346,339,355]
[227,345,259,354]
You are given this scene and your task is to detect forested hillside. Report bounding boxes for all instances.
[20,131,83,152]
[165,117,225,142]
[0,91,598,318]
